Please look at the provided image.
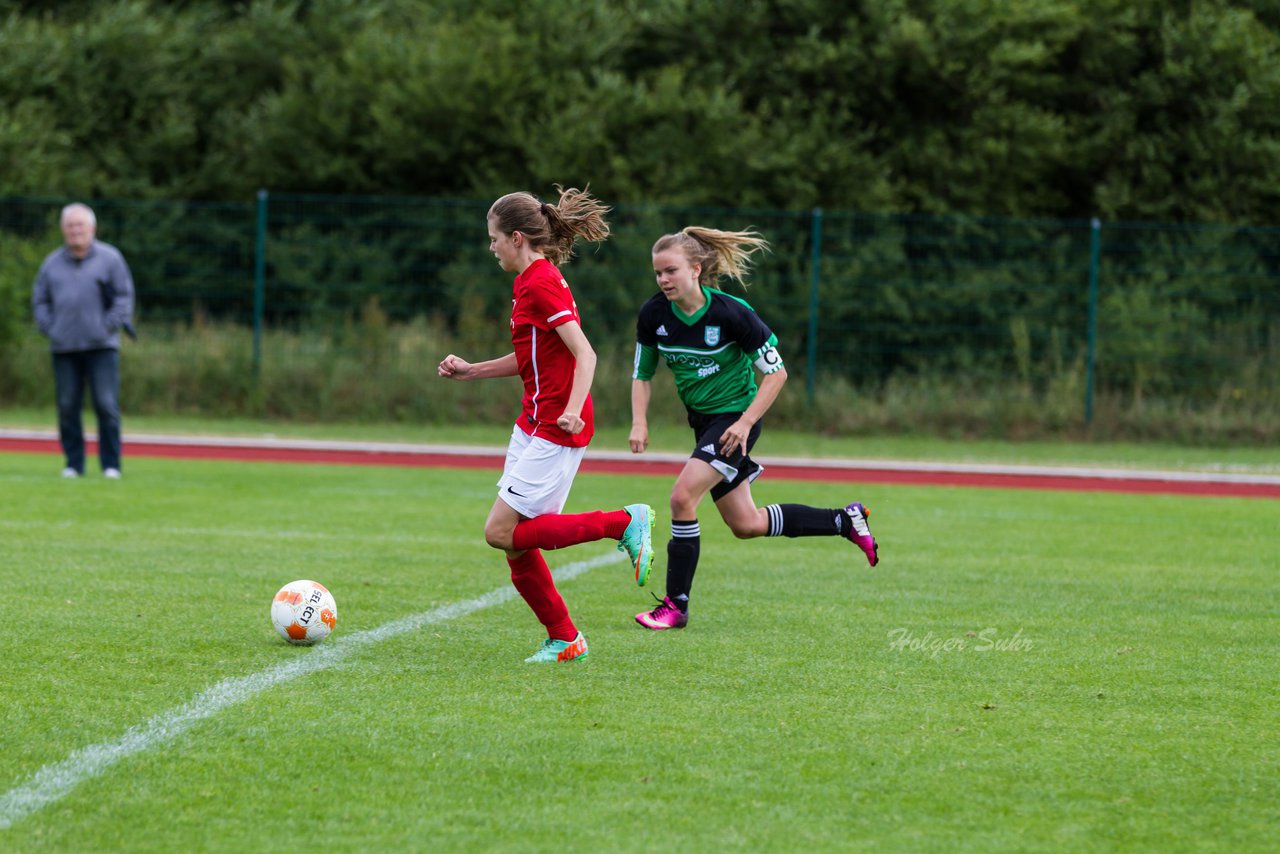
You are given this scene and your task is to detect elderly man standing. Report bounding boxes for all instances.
[32,203,135,479]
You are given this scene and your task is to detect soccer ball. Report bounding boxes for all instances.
[271,579,337,645]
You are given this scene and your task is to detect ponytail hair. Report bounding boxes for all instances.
[488,185,611,265]
[651,226,770,287]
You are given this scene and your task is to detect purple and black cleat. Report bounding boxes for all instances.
[844,502,879,567]
[635,595,689,630]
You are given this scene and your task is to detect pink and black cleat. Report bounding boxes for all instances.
[635,595,689,630]
[844,502,879,567]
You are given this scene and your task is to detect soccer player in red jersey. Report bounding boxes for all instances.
[438,186,655,663]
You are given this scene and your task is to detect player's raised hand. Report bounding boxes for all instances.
[438,354,473,379]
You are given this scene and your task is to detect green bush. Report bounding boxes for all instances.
[3,0,1279,222]
[3,313,1273,445]
[0,229,52,391]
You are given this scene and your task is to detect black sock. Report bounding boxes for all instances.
[665,519,700,608]
[765,504,842,537]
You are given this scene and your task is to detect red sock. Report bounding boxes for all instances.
[511,509,631,552]
[507,550,577,641]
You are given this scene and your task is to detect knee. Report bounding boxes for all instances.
[96,391,120,417]
[95,400,121,423]
[55,384,79,412]
[669,488,699,519]
[483,521,514,552]
[727,515,766,539]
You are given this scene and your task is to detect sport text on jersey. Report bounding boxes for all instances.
[661,349,722,379]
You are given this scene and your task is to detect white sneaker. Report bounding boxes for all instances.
[61,467,80,478]
[104,468,122,480]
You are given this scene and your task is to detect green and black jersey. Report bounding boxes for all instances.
[633,286,783,414]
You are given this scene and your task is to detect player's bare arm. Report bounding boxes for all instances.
[553,321,595,434]
[629,379,652,453]
[720,366,787,455]
[437,351,519,381]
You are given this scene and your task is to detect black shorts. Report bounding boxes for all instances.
[687,410,765,501]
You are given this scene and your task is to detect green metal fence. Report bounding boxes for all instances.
[3,193,1277,428]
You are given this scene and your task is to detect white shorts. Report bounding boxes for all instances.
[497,424,585,518]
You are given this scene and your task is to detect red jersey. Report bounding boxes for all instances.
[509,258,594,448]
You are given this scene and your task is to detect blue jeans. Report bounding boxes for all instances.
[53,349,121,474]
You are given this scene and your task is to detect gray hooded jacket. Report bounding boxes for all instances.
[33,241,135,353]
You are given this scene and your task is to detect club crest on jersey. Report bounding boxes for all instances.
[704,326,721,346]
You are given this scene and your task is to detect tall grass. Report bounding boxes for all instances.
[2,317,1275,445]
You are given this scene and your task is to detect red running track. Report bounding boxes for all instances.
[2,435,1278,499]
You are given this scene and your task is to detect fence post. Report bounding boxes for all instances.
[253,189,268,375]
[806,207,823,406]
[1085,217,1101,426]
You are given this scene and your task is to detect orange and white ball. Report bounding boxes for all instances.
[271,579,337,645]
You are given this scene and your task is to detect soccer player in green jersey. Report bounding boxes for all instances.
[629,226,879,630]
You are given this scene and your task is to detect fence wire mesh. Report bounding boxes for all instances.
[3,193,1277,430]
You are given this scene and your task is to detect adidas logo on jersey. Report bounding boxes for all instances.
[700,444,716,455]
[656,324,668,336]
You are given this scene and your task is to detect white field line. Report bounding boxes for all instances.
[0,551,619,831]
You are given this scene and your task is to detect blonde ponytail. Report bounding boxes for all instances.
[652,226,770,286]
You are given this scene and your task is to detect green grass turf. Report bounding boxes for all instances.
[1,451,1277,851]
[3,406,1279,472]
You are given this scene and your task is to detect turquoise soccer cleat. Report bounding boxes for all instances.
[617,503,656,586]
[524,632,589,663]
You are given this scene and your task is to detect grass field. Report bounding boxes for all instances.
[1,448,1277,852]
